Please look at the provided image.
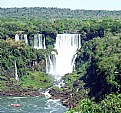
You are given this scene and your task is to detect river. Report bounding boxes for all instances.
[0,96,67,113]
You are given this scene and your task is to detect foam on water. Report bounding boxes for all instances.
[0,96,67,113]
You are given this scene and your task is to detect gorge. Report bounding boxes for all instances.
[1,13,121,113]
[0,33,81,113]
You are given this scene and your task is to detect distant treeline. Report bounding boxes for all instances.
[0,7,121,20]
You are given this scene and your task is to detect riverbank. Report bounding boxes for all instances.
[49,87,85,109]
[0,89,45,97]
[0,87,79,108]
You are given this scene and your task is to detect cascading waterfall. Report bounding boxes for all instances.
[38,34,43,49]
[43,35,46,49]
[15,34,28,44]
[14,60,19,82]
[34,34,38,49]
[15,33,46,49]
[24,34,28,44]
[46,34,81,80]
[34,34,46,49]
[15,34,19,42]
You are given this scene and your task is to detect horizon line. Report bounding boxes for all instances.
[0,6,120,11]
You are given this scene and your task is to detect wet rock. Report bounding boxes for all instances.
[49,87,82,108]
[0,89,46,97]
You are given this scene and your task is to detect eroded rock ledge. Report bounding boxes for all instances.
[49,88,82,108]
[0,90,45,97]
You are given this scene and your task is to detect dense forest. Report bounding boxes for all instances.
[0,7,121,113]
[1,7,121,20]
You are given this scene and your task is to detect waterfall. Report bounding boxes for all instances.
[46,54,54,75]
[15,34,28,44]
[24,34,28,44]
[15,34,19,42]
[38,34,43,49]
[34,34,46,49]
[43,35,46,49]
[14,60,19,82]
[46,34,81,80]
[15,33,46,49]
[34,34,38,49]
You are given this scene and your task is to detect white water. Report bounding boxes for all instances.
[43,35,46,49]
[14,60,19,82]
[46,34,81,80]
[38,34,43,49]
[0,96,67,113]
[15,34,28,44]
[34,34,46,49]
[15,34,46,49]
[24,34,28,44]
[34,34,38,49]
[15,34,19,42]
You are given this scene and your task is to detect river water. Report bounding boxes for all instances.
[0,96,67,113]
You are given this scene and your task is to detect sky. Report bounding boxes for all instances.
[0,0,121,10]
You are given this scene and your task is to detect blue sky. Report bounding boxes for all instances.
[0,0,121,10]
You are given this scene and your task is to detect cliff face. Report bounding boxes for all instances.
[0,39,54,94]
